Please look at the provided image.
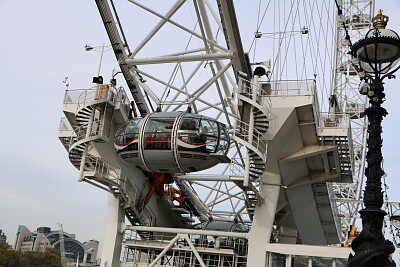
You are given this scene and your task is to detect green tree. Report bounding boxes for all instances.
[34,248,61,267]
[19,252,34,267]
[0,243,21,267]
[0,243,61,267]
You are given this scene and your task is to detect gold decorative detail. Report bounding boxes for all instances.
[372,9,389,29]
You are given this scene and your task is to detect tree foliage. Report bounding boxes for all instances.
[0,243,61,267]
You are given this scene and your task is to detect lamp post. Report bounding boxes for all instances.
[348,10,400,267]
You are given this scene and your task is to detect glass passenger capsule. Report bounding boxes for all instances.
[114,112,230,173]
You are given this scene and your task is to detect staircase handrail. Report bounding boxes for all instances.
[77,89,95,111]
[84,155,160,227]
[233,120,267,156]
[68,120,112,150]
[85,155,125,188]
[237,78,272,114]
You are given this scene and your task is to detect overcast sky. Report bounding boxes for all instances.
[1,0,400,261]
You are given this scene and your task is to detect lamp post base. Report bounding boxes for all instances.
[348,208,396,267]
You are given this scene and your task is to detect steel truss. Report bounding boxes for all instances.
[58,0,377,265]
[95,0,263,222]
[330,0,374,238]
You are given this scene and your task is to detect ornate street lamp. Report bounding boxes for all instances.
[348,10,400,267]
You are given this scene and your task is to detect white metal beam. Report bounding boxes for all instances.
[128,0,186,58]
[183,234,206,267]
[127,0,228,54]
[124,225,249,238]
[188,62,233,105]
[177,174,244,181]
[149,235,180,267]
[125,52,233,65]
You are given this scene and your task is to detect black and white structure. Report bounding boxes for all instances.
[57,0,399,266]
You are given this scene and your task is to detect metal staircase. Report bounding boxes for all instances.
[81,155,150,226]
[232,120,267,181]
[234,77,270,180]
[75,106,94,125]
[68,120,110,169]
[62,86,155,226]
[60,84,201,228]
[234,122,268,210]
[69,141,86,169]
[237,78,271,134]
[318,113,354,183]
[319,135,353,183]
[231,77,271,218]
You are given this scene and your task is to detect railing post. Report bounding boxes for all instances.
[63,91,69,105]
[78,106,95,182]
[243,76,259,187]
[244,151,251,187]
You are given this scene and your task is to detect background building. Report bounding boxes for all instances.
[14,225,99,265]
[0,230,6,243]
[83,240,99,264]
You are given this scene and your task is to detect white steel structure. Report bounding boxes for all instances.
[330,0,373,234]
[58,0,376,266]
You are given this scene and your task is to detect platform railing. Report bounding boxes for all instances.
[58,117,73,132]
[63,85,116,105]
[123,242,248,267]
[78,85,118,111]
[122,230,248,267]
[64,85,131,117]
[63,88,90,104]
[123,229,248,254]
[318,112,350,129]
[261,79,316,96]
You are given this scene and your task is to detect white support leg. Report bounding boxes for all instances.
[243,150,251,187]
[100,194,125,267]
[184,234,206,267]
[247,172,281,267]
[149,235,180,267]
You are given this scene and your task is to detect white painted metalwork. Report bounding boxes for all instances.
[57,0,374,266]
[330,0,374,240]
[96,0,265,221]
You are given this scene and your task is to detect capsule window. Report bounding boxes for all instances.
[143,117,175,149]
[114,118,142,150]
[199,120,218,153]
[178,117,200,150]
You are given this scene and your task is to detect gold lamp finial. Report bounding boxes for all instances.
[372,9,389,29]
